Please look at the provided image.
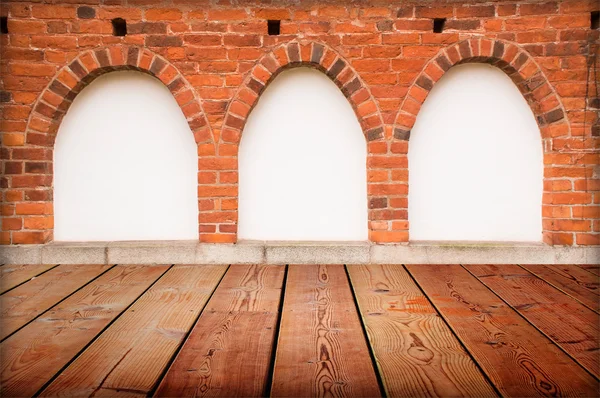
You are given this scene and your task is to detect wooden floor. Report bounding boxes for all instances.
[1,263,598,397]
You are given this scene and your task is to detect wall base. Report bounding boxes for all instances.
[1,241,598,265]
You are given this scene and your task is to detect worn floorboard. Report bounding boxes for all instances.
[0,264,169,397]
[39,265,227,398]
[1,263,599,398]
[577,264,600,276]
[348,264,497,397]
[0,264,58,295]
[465,264,600,378]
[0,264,112,340]
[521,264,600,313]
[156,264,284,397]
[407,264,599,397]
[271,264,381,398]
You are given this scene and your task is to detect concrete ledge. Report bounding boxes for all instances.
[107,241,197,264]
[265,241,370,264]
[0,241,598,265]
[0,245,42,264]
[197,243,265,264]
[42,242,106,264]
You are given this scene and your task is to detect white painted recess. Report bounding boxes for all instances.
[408,63,543,242]
[54,71,198,241]
[238,68,368,241]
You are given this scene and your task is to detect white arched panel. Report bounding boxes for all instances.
[408,64,543,242]
[238,68,368,241]
[54,71,198,241]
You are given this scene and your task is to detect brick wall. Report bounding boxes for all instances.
[1,0,598,246]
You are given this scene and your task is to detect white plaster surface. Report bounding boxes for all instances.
[54,71,198,241]
[408,64,543,242]
[238,68,368,241]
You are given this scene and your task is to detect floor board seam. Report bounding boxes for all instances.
[2,264,118,343]
[264,263,288,398]
[344,264,387,398]
[147,264,231,398]
[403,264,503,398]
[32,263,174,397]
[517,264,600,315]
[0,264,62,296]
[463,264,600,382]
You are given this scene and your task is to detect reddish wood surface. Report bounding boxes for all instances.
[39,265,227,397]
[577,265,600,276]
[348,264,496,397]
[521,264,600,313]
[466,264,600,378]
[156,264,284,397]
[0,265,169,397]
[407,264,599,397]
[0,264,111,340]
[0,264,58,294]
[271,264,381,398]
[2,263,598,397]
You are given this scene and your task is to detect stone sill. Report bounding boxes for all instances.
[0,240,598,265]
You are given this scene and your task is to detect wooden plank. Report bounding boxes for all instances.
[0,264,112,340]
[0,264,169,397]
[348,264,496,397]
[39,264,227,397]
[155,264,284,397]
[407,264,599,397]
[578,264,600,276]
[466,264,600,378]
[1,264,58,294]
[271,264,381,397]
[521,264,600,313]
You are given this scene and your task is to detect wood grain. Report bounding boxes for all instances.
[348,264,496,397]
[577,264,600,276]
[0,264,58,294]
[0,264,112,340]
[407,264,599,397]
[521,264,599,313]
[0,264,169,397]
[466,264,600,378]
[39,265,227,398]
[271,264,381,398]
[156,264,284,397]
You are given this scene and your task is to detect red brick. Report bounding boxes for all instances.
[369,231,409,243]
[32,5,76,19]
[23,216,53,230]
[576,234,600,245]
[145,8,182,21]
[456,5,495,18]
[520,2,558,15]
[2,217,22,231]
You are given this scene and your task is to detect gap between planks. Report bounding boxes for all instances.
[347,264,497,397]
[155,264,284,397]
[38,264,228,397]
[1,264,114,341]
[406,264,599,397]
[0,264,60,295]
[464,264,600,380]
[1,264,172,398]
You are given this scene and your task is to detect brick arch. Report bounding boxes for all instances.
[222,40,386,146]
[393,38,569,140]
[27,46,212,148]
[392,38,571,246]
[201,40,387,244]
[23,45,212,243]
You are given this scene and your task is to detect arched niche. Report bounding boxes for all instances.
[54,71,198,241]
[238,68,368,241]
[408,63,543,242]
